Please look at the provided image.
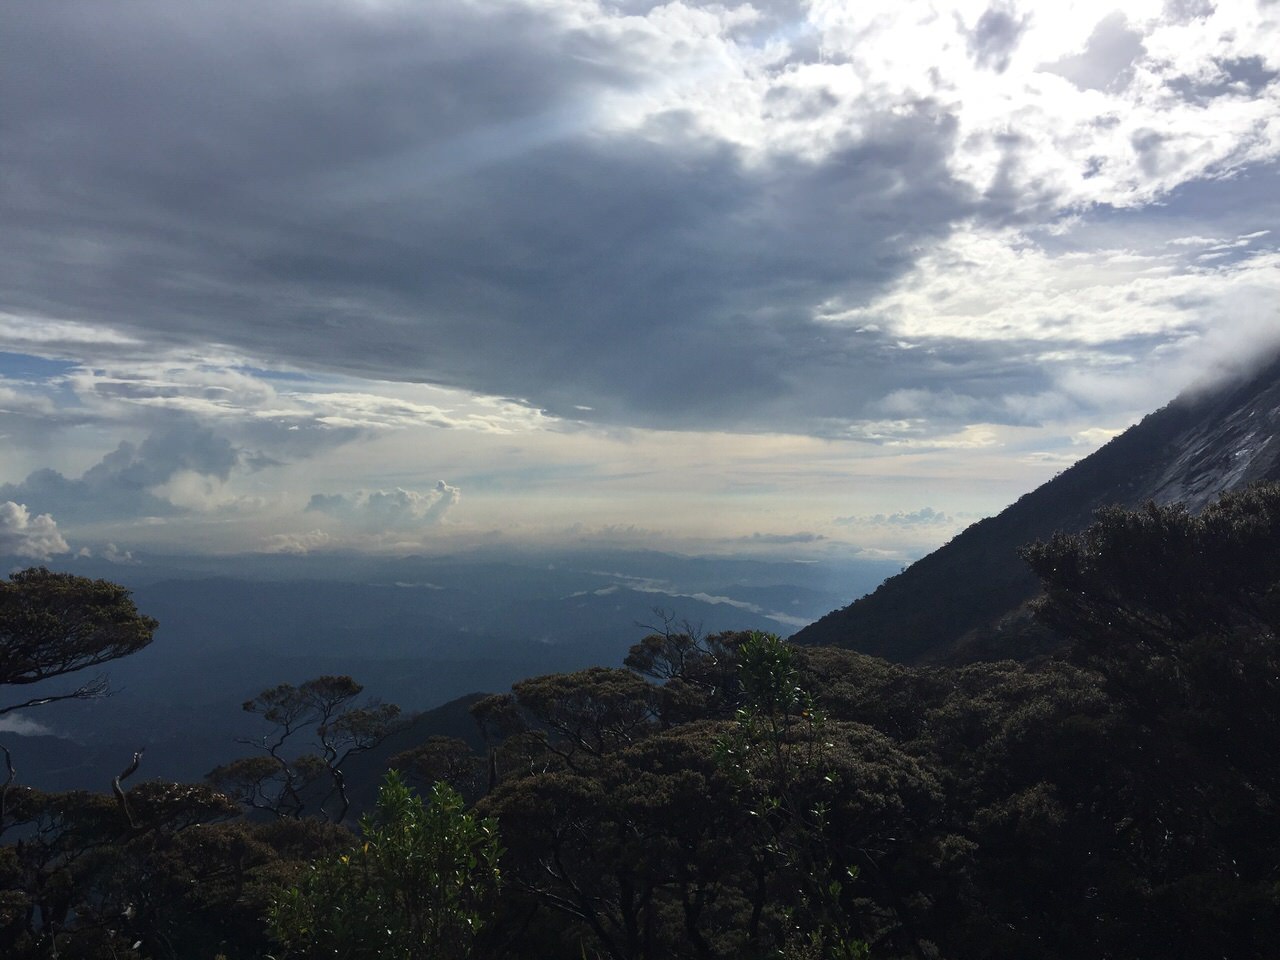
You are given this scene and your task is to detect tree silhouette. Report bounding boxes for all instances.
[210,676,404,823]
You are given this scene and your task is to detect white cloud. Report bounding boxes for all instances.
[739,531,827,545]
[836,506,956,527]
[260,529,334,555]
[1073,426,1123,446]
[52,356,554,436]
[839,421,1003,449]
[96,542,139,565]
[834,226,1280,346]
[584,0,1280,210]
[0,312,143,352]
[0,380,58,417]
[294,390,550,434]
[0,502,69,561]
[0,713,56,737]
[306,482,461,534]
[62,360,280,420]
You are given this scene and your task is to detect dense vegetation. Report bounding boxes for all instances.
[3,484,1280,957]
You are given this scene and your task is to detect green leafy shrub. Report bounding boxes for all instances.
[269,771,501,960]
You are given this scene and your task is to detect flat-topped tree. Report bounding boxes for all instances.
[0,567,158,717]
[211,675,405,823]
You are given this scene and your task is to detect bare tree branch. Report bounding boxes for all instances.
[112,749,144,829]
[0,675,110,716]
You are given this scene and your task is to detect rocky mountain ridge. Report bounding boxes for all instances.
[792,352,1280,661]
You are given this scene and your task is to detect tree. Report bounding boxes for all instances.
[0,568,157,716]
[390,736,483,801]
[0,779,240,958]
[1016,485,1280,957]
[269,771,502,960]
[508,668,661,767]
[210,676,404,823]
[481,717,757,960]
[1020,483,1280,669]
[625,618,747,723]
[1020,485,1280,794]
[715,632,870,960]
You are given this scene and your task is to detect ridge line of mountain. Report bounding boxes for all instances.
[791,351,1280,661]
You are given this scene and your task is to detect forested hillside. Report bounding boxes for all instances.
[3,484,1280,958]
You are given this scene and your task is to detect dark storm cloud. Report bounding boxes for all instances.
[1,1,1056,435]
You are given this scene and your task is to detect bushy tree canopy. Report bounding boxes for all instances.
[0,568,157,715]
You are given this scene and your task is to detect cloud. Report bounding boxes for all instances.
[967,3,1029,73]
[0,713,57,737]
[837,421,1004,449]
[102,542,138,565]
[1073,427,1123,447]
[1167,55,1280,104]
[286,390,548,434]
[54,358,551,439]
[739,532,827,545]
[88,425,238,487]
[1042,12,1146,92]
[306,482,461,533]
[0,425,241,522]
[0,0,1276,449]
[259,529,334,556]
[0,502,69,560]
[837,507,954,527]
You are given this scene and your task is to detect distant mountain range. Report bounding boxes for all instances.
[792,352,1280,661]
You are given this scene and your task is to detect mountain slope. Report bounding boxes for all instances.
[792,352,1280,661]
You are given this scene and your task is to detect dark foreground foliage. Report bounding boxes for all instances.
[4,484,1280,958]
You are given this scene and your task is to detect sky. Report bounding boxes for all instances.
[1,0,1279,565]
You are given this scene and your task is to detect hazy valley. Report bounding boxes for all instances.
[6,548,899,789]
